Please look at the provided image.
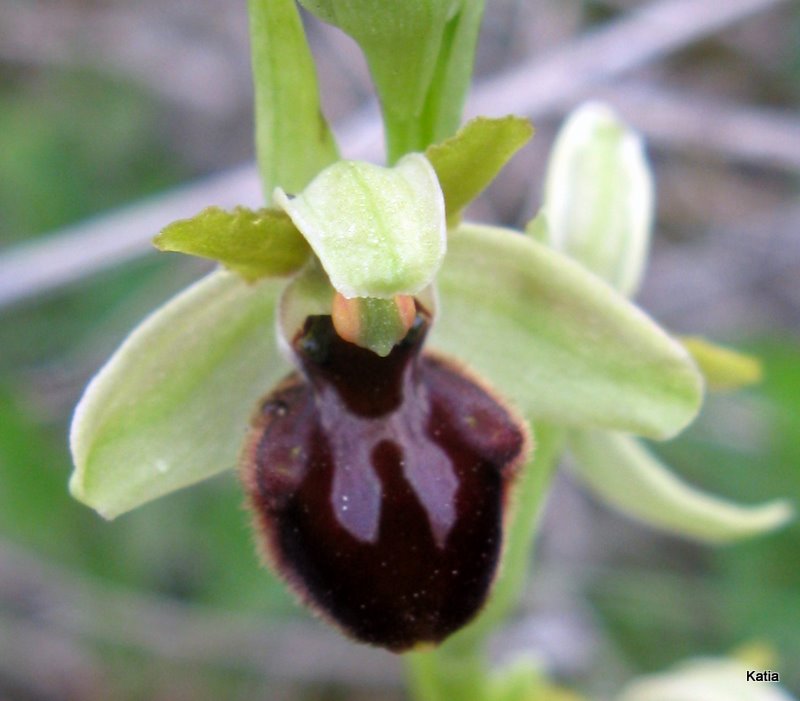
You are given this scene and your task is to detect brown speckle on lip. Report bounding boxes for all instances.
[240,311,530,652]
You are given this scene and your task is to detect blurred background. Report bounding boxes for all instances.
[0,0,798,699]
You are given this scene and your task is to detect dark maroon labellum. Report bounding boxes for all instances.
[241,311,530,652]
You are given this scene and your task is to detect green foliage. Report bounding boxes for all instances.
[249,0,339,196]
[0,71,179,242]
[299,0,485,159]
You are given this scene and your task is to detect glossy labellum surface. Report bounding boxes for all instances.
[241,311,530,651]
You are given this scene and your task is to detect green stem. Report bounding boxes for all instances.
[404,424,565,701]
[383,0,485,163]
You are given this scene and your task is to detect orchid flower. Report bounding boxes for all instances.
[69,0,790,659]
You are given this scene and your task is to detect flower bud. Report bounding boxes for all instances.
[543,102,654,297]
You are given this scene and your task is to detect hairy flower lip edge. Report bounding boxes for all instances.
[238,308,534,651]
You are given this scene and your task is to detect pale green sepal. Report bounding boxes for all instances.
[69,271,290,519]
[618,657,797,701]
[275,154,446,298]
[568,429,793,543]
[431,224,703,439]
[681,336,763,391]
[154,206,310,281]
[543,102,653,297]
[249,0,338,196]
[426,116,534,224]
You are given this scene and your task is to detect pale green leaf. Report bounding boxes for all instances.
[431,224,703,438]
[275,154,446,298]
[568,429,793,543]
[154,206,310,281]
[249,0,338,195]
[543,103,653,297]
[415,0,485,151]
[681,336,763,391]
[426,116,534,223]
[299,0,462,159]
[70,271,290,518]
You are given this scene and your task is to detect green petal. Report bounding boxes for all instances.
[249,0,338,195]
[568,430,793,543]
[154,206,310,281]
[275,154,446,298]
[542,103,653,297]
[431,224,703,438]
[70,271,289,518]
[426,116,534,224]
[681,336,763,391]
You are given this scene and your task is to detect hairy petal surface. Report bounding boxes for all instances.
[568,430,793,543]
[431,224,703,439]
[70,271,289,518]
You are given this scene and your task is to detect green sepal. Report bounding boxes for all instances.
[426,116,534,225]
[249,0,339,196]
[154,206,310,281]
[432,224,703,439]
[568,429,793,543]
[275,154,446,298]
[69,271,289,519]
[681,336,763,391]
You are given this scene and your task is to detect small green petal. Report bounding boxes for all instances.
[154,206,310,281]
[681,336,763,391]
[432,224,703,439]
[426,116,534,224]
[275,154,446,298]
[568,430,793,543]
[542,103,653,297]
[70,271,289,519]
[249,0,339,195]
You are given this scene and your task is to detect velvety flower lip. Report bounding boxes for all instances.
[240,309,530,651]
